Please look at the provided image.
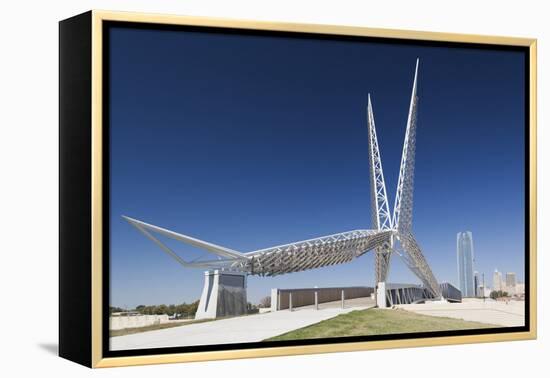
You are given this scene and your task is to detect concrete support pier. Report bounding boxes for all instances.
[195,270,247,319]
[376,282,387,308]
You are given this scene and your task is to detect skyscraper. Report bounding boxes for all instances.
[457,231,475,297]
[493,269,503,291]
[506,272,517,294]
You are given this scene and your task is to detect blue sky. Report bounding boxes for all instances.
[108,26,526,308]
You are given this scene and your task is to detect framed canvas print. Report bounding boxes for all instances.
[59,10,537,368]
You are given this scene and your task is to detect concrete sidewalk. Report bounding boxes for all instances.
[396,298,525,327]
[110,297,375,350]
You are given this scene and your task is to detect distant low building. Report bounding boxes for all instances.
[478,284,489,298]
[515,283,525,295]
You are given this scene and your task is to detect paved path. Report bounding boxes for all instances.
[397,298,525,327]
[111,297,375,350]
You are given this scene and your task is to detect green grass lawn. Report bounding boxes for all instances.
[265,308,498,341]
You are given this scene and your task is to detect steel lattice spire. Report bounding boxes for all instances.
[367,94,393,232]
[392,59,441,297]
[393,58,419,234]
[367,94,393,284]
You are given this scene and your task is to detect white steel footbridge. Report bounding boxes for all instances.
[124,59,442,299]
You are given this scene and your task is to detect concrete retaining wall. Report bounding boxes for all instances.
[109,314,170,330]
[271,286,374,311]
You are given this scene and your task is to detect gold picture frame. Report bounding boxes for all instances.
[59,9,537,368]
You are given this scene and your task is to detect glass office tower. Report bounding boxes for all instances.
[457,231,475,297]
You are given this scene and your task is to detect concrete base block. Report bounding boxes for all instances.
[195,270,247,319]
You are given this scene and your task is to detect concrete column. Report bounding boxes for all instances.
[376,282,387,308]
[195,271,214,319]
[289,292,293,312]
[270,288,278,312]
[341,289,345,309]
[315,291,318,310]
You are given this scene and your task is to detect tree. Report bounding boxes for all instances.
[168,304,176,316]
[135,305,146,313]
[259,296,271,308]
[109,306,125,315]
[155,304,168,315]
[490,290,509,300]
[113,300,201,318]
[188,300,199,315]
[175,304,187,318]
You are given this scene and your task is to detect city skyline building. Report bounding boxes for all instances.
[493,269,503,291]
[457,231,475,297]
[474,271,480,297]
[506,272,517,294]
[515,283,525,296]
